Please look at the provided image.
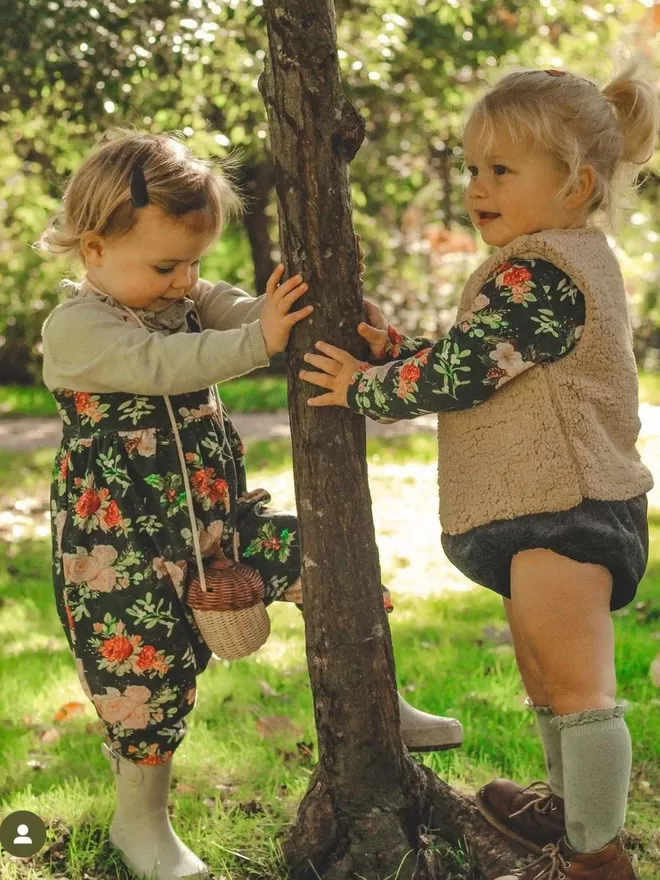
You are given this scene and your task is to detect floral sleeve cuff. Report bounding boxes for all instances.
[370,324,433,364]
[346,361,401,423]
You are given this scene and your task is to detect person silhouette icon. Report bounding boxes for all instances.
[13,824,32,845]
[0,810,46,856]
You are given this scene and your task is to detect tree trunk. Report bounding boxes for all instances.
[259,3,525,877]
[237,162,277,295]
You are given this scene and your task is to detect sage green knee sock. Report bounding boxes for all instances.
[531,703,564,798]
[555,705,632,853]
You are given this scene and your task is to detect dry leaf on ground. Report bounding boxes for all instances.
[650,654,660,687]
[39,728,61,746]
[258,679,279,698]
[255,715,304,739]
[54,702,86,723]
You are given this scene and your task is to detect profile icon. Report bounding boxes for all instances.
[13,823,32,845]
[0,810,47,857]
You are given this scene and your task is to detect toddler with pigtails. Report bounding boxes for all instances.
[301,64,658,880]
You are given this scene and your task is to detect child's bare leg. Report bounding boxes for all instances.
[510,549,615,713]
[503,597,547,706]
[510,549,630,853]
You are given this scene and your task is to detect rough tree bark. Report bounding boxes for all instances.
[259,3,525,878]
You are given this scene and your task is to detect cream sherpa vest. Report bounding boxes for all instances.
[437,227,653,535]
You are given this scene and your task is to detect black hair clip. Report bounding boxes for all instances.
[130,163,150,208]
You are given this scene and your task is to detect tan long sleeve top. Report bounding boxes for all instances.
[42,279,268,396]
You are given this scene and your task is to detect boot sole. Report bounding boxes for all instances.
[474,790,548,856]
[405,739,463,752]
[109,833,209,880]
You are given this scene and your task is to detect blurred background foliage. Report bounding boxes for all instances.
[0,0,658,384]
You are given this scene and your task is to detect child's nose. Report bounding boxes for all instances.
[171,266,195,290]
[468,176,489,198]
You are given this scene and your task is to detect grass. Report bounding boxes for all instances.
[0,375,289,419]
[1,368,659,419]
[0,439,659,879]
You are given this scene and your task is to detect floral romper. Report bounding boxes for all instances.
[50,311,301,764]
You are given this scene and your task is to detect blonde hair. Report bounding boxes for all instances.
[466,62,659,229]
[39,129,243,260]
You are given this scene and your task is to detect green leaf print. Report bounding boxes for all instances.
[372,384,390,411]
[181,646,197,670]
[531,309,560,338]
[118,397,156,425]
[478,312,509,330]
[243,522,295,563]
[136,515,163,536]
[98,449,132,490]
[432,343,471,398]
[201,435,231,463]
[126,592,178,636]
[55,400,71,426]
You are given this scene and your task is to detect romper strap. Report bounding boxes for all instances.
[122,305,228,593]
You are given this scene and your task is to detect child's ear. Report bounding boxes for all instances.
[564,165,597,210]
[81,232,106,266]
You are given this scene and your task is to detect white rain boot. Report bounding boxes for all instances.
[103,744,209,880]
[398,693,463,751]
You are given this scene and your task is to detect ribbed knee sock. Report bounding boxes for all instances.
[555,705,632,853]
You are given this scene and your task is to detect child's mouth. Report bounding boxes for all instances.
[477,212,501,225]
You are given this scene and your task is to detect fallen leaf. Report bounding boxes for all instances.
[258,679,279,698]
[175,782,199,796]
[255,715,304,740]
[85,721,105,736]
[482,625,512,645]
[296,741,314,761]
[238,799,265,816]
[39,728,61,746]
[650,654,660,687]
[214,782,238,796]
[54,702,86,723]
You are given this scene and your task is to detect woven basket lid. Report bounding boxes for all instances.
[187,557,265,612]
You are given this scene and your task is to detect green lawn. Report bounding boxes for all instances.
[0,375,289,419]
[1,369,659,418]
[0,439,659,879]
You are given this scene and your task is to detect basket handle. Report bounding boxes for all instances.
[122,305,231,594]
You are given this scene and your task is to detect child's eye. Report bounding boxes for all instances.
[493,165,509,176]
[154,266,174,275]
[467,165,478,177]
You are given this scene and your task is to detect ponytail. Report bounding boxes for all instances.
[603,63,659,166]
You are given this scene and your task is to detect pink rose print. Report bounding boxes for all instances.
[93,685,152,729]
[62,545,118,591]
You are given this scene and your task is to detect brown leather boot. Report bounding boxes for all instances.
[495,837,637,880]
[475,779,565,854]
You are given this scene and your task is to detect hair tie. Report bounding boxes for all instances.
[130,163,150,208]
[543,69,598,90]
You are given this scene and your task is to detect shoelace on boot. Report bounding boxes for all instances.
[512,842,572,880]
[509,781,560,819]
